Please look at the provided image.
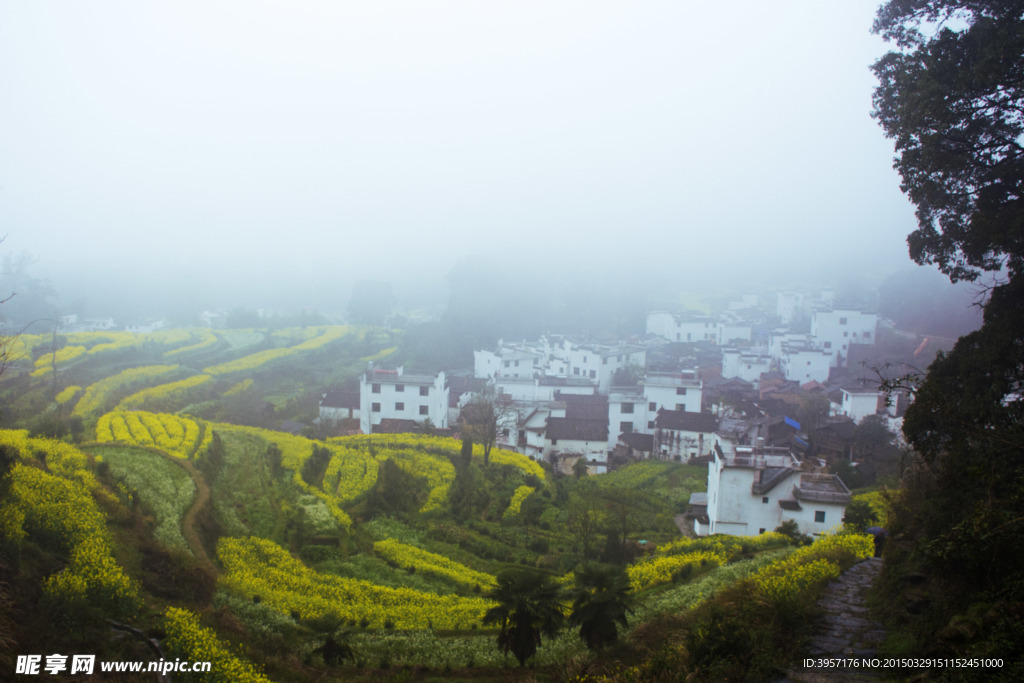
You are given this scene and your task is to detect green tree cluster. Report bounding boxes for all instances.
[871,0,1024,669]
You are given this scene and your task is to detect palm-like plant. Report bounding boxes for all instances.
[483,568,565,666]
[569,563,633,650]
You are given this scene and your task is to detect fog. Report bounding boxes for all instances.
[0,1,920,320]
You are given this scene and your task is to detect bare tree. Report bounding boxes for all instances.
[460,388,516,466]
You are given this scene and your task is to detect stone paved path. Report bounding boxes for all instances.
[785,557,887,682]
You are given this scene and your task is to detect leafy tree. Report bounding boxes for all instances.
[365,459,427,516]
[483,568,565,666]
[852,414,895,456]
[300,445,332,489]
[872,0,1024,284]
[872,0,1024,665]
[842,499,879,533]
[568,563,633,650]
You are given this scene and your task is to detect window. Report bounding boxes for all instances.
[649,402,657,411]
[514,360,519,367]
[419,405,428,415]
[371,402,381,412]
[620,421,633,433]
[551,438,558,445]
[621,402,634,414]
[419,386,429,396]
[617,354,622,361]
[372,383,381,394]
[647,421,654,429]
[759,528,766,534]
[839,317,848,325]
[676,387,687,395]
[823,341,832,349]
[395,384,404,392]
[675,403,685,411]
[863,332,871,339]
[762,496,769,504]
[395,402,404,411]
[602,358,607,365]
[815,510,826,523]
[589,370,596,378]
[843,331,848,337]
[573,368,580,375]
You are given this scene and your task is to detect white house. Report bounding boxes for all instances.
[653,409,718,461]
[776,291,805,325]
[474,341,544,380]
[722,348,772,387]
[838,388,883,423]
[319,388,360,423]
[607,391,653,451]
[646,311,718,343]
[811,309,878,367]
[544,417,610,474]
[359,367,449,434]
[642,371,703,413]
[779,342,832,385]
[692,440,851,537]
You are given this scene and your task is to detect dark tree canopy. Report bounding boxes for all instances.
[482,568,564,666]
[871,0,1024,665]
[871,0,1024,282]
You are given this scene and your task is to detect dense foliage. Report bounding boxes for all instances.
[872,0,1024,674]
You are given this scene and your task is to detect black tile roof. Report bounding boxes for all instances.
[654,409,718,433]
[546,417,608,442]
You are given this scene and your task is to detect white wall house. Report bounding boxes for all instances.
[779,343,832,384]
[359,368,449,434]
[653,409,718,461]
[474,342,544,380]
[642,371,703,413]
[646,312,718,343]
[717,320,753,346]
[811,309,878,367]
[608,391,653,450]
[839,388,883,423]
[544,417,610,474]
[693,440,851,537]
[722,349,772,387]
[319,389,360,423]
[776,291,805,325]
[566,342,646,393]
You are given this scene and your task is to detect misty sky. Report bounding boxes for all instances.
[0,1,919,313]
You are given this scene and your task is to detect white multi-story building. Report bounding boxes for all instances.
[642,371,703,413]
[811,309,878,367]
[776,291,806,325]
[646,311,718,343]
[475,336,644,394]
[359,368,449,434]
[779,341,832,384]
[722,348,772,387]
[692,440,851,537]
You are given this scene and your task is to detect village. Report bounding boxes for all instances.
[319,287,910,541]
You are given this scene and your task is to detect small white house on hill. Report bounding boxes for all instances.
[691,440,851,537]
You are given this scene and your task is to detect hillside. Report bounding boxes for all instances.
[0,326,872,681]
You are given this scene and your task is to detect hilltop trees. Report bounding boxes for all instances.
[871,0,1024,665]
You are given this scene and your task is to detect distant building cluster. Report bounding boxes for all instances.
[316,288,907,538]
